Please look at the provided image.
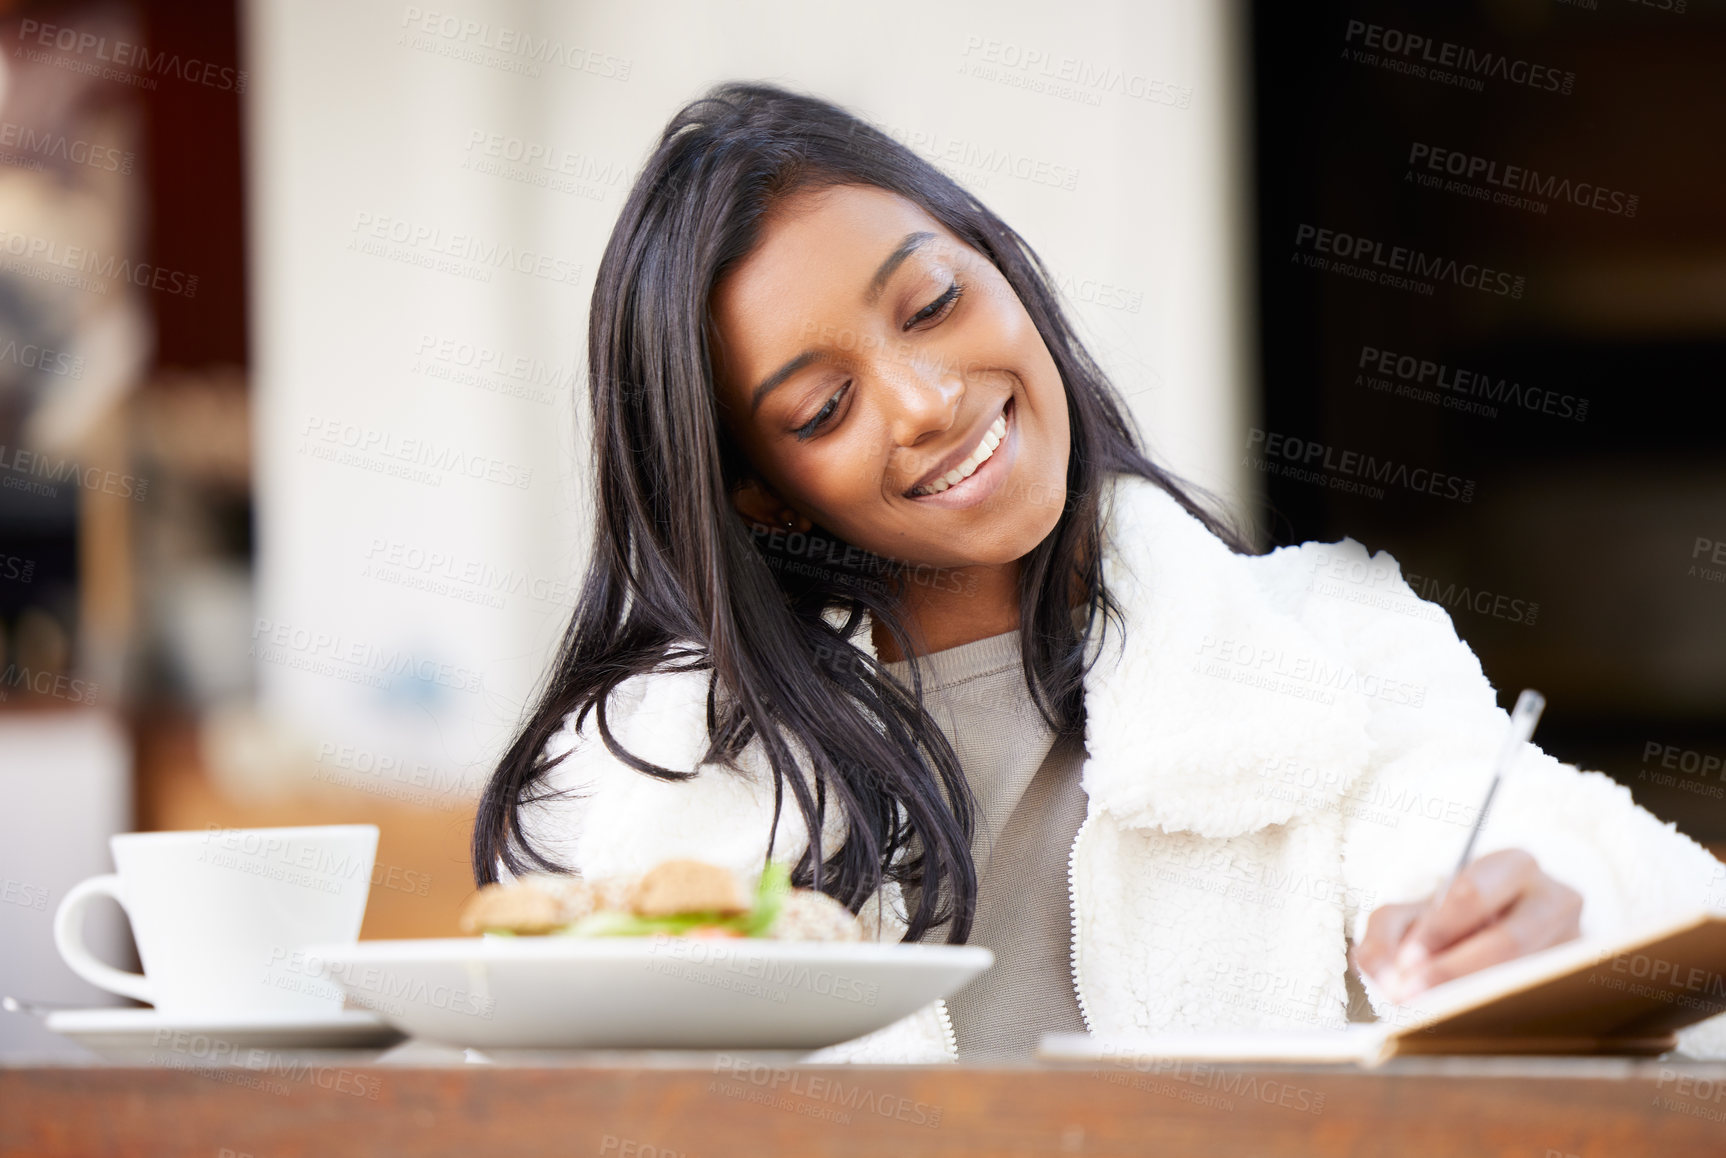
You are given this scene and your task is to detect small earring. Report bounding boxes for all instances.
[779,508,797,529]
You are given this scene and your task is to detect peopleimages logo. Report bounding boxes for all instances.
[1341,19,1575,95]
[0,665,99,705]
[360,535,577,613]
[249,617,484,695]
[711,1056,943,1128]
[1298,544,1539,630]
[0,443,149,502]
[1293,224,1525,299]
[1356,345,1587,422]
[874,121,1081,192]
[460,130,626,200]
[398,7,632,79]
[1639,740,1725,802]
[0,228,199,297]
[0,120,134,174]
[1195,634,1427,710]
[0,338,83,379]
[14,19,247,92]
[1245,428,1476,504]
[958,35,1192,109]
[1406,143,1637,218]
[411,333,578,405]
[199,827,383,896]
[298,416,534,490]
[347,212,583,287]
[1097,1045,1328,1114]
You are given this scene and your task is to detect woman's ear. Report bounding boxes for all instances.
[730,478,812,533]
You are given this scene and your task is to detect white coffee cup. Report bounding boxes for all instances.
[54,825,378,1017]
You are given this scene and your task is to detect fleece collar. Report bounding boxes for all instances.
[847,473,1375,837]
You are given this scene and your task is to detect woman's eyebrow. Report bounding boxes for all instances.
[750,351,823,413]
[864,230,936,306]
[750,230,937,413]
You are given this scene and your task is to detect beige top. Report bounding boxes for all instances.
[884,627,1090,1058]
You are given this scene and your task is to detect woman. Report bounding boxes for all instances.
[473,82,1725,1061]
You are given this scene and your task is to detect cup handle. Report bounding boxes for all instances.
[53,874,153,1004]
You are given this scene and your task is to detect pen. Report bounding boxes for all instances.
[1431,687,1547,911]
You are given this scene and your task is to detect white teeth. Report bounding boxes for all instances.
[911,412,1010,497]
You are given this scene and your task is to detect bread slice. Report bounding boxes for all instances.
[628,859,750,917]
[458,874,596,934]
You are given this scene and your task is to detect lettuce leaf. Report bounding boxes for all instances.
[736,860,791,937]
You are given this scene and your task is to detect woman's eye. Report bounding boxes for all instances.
[793,383,850,440]
[904,279,964,331]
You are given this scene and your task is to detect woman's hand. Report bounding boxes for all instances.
[1351,849,1583,1002]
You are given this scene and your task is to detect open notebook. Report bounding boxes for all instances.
[1039,910,1726,1067]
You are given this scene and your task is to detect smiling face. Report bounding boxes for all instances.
[709,183,1070,573]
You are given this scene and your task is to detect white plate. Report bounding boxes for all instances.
[303,936,993,1050]
[45,1007,404,1060]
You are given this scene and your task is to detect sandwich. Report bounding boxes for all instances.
[459,858,863,942]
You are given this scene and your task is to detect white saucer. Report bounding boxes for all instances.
[46,1007,404,1059]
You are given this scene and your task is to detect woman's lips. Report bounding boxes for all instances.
[908,408,1007,496]
[904,397,1015,509]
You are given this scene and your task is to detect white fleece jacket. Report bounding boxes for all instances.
[518,472,1726,1062]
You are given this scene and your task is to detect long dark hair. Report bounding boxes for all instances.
[472,81,1251,942]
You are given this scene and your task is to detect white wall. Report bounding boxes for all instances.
[0,713,133,1058]
[241,0,1259,779]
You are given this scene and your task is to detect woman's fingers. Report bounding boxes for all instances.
[1393,876,1583,997]
[1394,849,1538,974]
[1352,901,1423,984]
[1353,850,1585,1001]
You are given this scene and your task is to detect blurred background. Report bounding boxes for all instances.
[0,0,1721,1056]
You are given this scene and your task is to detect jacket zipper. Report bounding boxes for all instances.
[935,997,958,1060]
[1066,811,1096,1033]
[932,810,1093,1057]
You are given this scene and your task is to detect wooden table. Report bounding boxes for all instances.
[5,1053,1726,1157]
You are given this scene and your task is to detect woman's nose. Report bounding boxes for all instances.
[877,350,965,446]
